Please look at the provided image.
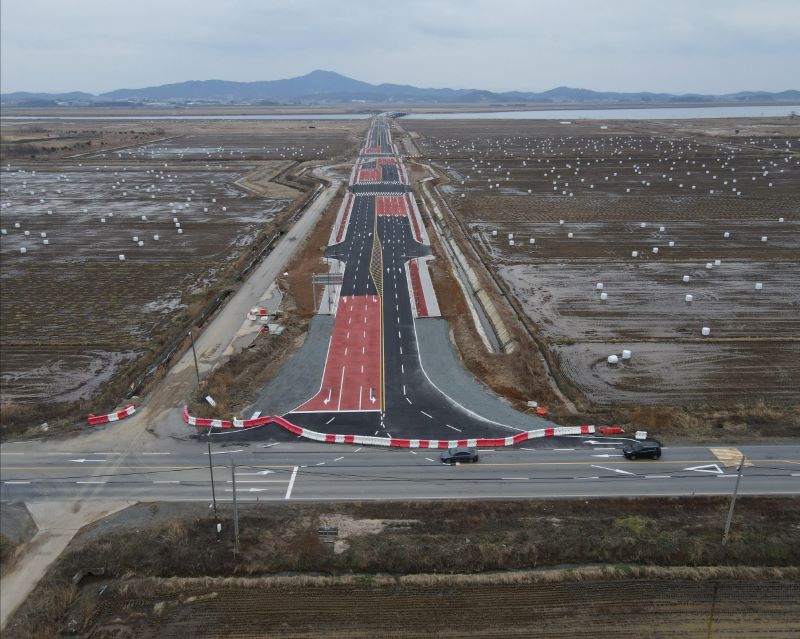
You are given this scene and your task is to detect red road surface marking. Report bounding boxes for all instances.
[375,196,408,217]
[335,193,354,243]
[358,168,382,182]
[295,295,382,412]
[408,260,429,317]
[364,146,382,154]
[404,193,423,242]
[376,157,397,165]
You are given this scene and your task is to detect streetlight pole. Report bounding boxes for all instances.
[207,426,218,517]
[189,327,201,386]
[230,457,239,558]
[722,455,745,545]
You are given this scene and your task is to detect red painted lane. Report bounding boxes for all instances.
[364,146,382,154]
[407,260,429,317]
[335,193,354,243]
[357,167,382,182]
[375,195,408,217]
[376,157,397,166]
[294,295,382,412]
[404,193,423,242]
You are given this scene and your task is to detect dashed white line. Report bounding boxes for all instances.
[445,424,462,432]
[405,397,413,404]
[334,456,345,462]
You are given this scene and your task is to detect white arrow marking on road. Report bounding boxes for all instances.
[591,465,635,475]
[591,454,624,458]
[69,459,107,463]
[684,464,724,474]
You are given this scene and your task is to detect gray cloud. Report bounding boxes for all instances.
[1,0,797,94]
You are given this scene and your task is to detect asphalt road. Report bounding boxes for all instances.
[2,440,798,503]
[280,116,548,440]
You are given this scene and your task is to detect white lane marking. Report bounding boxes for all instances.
[716,475,738,478]
[227,480,286,484]
[403,384,407,395]
[420,411,433,419]
[553,448,574,451]
[316,462,326,466]
[354,447,362,453]
[285,466,299,500]
[142,452,171,455]
[334,456,345,462]
[225,488,268,493]
[154,480,180,484]
[326,416,336,424]
[684,464,724,474]
[69,458,107,463]
[337,366,346,411]
[76,480,106,484]
[0,453,25,456]
[405,397,413,404]
[501,477,529,480]
[409,450,417,455]
[591,465,635,475]
[398,331,401,338]
[205,449,243,455]
[591,454,624,458]
[645,475,671,479]
[573,476,600,480]
[3,481,31,484]
[445,424,462,432]
[260,443,280,448]
[401,364,404,374]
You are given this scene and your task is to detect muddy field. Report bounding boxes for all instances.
[406,118,800,406]
[5,497,799,638]
[54,578,800,638]
[0,119,365,418]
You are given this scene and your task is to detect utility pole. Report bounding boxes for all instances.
[230,457,239,558]
[722,455,745,545]
[189,328,201,386]
[207,426,218,517]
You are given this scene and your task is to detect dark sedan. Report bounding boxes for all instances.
[441,446,479,464]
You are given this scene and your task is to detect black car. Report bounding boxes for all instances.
[622,440,662,460]
[441,446,479,464]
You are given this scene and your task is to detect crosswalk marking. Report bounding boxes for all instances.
[709,447,752,467]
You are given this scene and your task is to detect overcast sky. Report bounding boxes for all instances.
[1,0,797,95]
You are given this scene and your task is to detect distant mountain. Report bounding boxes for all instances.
[2,71,798,106]
[0,90,95,106]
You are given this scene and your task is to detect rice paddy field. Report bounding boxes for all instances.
[406,117,800,406]
[0,119,365,414]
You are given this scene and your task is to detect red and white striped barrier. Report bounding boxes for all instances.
[87,403,136,426]
[183,406,594,447]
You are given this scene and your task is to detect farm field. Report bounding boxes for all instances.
[5,497,799,638]
[406,118,800,407]
[0,119,365,424]
[61,578,800,638]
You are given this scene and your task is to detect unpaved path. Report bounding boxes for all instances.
[0,500,132,629]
